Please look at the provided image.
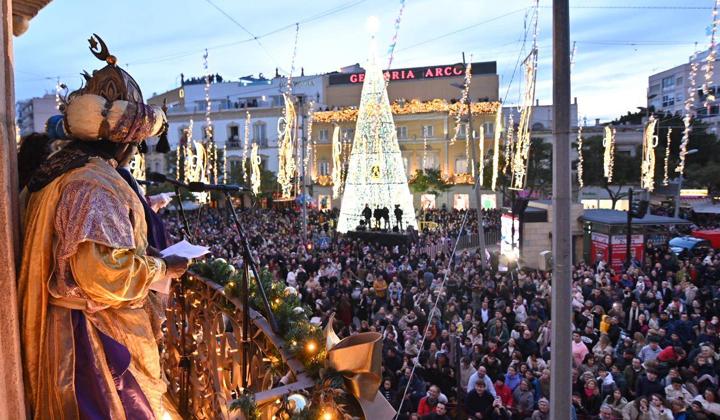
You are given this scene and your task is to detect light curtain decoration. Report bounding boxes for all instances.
[491,106,503,191]
[603,125,616,183]
[305,101,315,182]
[331,125,342,198]
[503,112,515,175]
[576,120,584,188]
[478,126,485,186]
[641,116,659,191]
[243,111,251,182]
[510,48,538,190]
[324,317,396,419]
[663,128,673,186]
[222,145,227,184]
[466,123,473,177]
[385,0,406,70]
[277,94,297,198]
[250,142,261,194]
[451,61,473,145]
[704,1,720,110]
[677,52,699,176]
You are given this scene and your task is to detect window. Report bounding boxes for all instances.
[318,128,329,142]
[662,76,675,90]
[253,122,267,145]
[457,124,467,139]
[422,125,434,138]
[662,95,675,107]
[676,76,683,86]
[455,157,468,173]
[649,84,661,95]
[396,126,408,140]
[483,122,494,136]
[319,160,330,176]
[228,124,240,141]
[423,153,439,170]
[341,128,354,140]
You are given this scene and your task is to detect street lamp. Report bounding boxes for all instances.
[674,148,698,218]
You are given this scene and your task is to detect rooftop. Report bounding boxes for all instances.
[580,209,691,226]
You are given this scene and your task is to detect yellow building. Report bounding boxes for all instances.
[310,99,502,211]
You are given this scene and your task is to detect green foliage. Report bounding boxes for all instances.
[229,394,260,420]
[526,137,553,195]
[228,158,278,196]
[409,168,451,195]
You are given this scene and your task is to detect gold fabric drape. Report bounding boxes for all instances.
[18,158,166,419]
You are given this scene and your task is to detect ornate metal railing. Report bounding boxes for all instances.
[162,272,314,419]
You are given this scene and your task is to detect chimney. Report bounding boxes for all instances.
[275,67,279,78]
[595,118,600,126]
[536,99,540,106]
[573,96,577,104]
[301,67,305,77]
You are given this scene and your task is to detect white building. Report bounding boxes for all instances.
[16,93,56,136]
[146,73,325,178]
[648,48,719,133]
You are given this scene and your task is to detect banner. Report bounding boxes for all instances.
[609,234,644,272]
[500,214,520,260]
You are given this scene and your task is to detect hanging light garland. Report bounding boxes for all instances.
[422,134,428,172]
[250,142,261,195]
[510,49,538,190]
[277,93,298,198]
[478,126,485,187]
[509,1,539,191]
[286,23,300,95]
[491,106,503,191]
[243,111,251,183]
[576,119,584,189]
[331,125,342,198]
[465,123,473,177]
[503,113,515,176]
[704,1,720,110]
[451,62,473,145]
[222,144,227,184]
[305,101,315,183]
[641,116,659,191]
[677,51,699,176]
[602,125,616,183]
[663,128,673,186]
[385,0,406,70]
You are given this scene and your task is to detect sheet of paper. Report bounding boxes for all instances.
[160,240,210,259]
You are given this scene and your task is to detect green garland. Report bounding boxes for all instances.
[192,258,354,418]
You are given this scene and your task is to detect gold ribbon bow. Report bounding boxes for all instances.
[324,315,397,419]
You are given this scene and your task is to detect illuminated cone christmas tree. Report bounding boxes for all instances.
[336,40,417,233]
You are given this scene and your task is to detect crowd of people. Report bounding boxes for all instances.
[163,204,720,420]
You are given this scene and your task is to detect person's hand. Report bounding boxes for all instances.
[164,255,190,278]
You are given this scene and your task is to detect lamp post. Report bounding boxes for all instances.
[674,148,698,218]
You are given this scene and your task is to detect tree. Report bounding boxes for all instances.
[336,40,416,232]
[525,137,553,196]
[409,169,452,196]
[580,135,641,209]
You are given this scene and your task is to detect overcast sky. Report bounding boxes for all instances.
[13,0,712,121]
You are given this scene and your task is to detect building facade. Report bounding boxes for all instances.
[648,48,719,133]
[16,93,56,136]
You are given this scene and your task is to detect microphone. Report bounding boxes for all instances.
[146,172,189,189]
[187,181,248,193]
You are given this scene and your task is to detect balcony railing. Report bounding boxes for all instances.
[162,272,314,418]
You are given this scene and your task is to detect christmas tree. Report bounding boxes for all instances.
[336,36,417,233]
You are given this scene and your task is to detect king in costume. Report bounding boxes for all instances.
[18,35,177,419]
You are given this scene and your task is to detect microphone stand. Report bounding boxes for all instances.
[222,190,279,388]
[170,186,192,416]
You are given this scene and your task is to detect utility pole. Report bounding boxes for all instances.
[461,52,488,270]
[550,1,572,420]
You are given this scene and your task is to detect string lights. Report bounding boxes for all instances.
[305,101,315,183]
[465,123,472,177]
[332,126,342,198]
[312,99,499,123]
[663,128,673,186]
[478,126,485,187]
[277,93,298,198]
[451,62,473,145]
[603,125,616,183]
[491,106,502,191]
[677,51,699,176]
[641,116,659,191]
[509,0,539,191]
[385,0,406,70]
[250,143,261,195]
[222,144,227,184]
[576,119,584,189]
[503,113,515,175]
[422,133,428,172]
[704,0,720,110]
[243,111,251,183]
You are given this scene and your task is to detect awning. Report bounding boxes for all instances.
[579,209,691,226]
